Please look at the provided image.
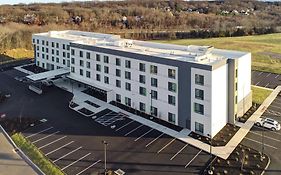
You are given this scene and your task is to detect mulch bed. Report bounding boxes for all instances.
[202,144,269,175]
[110,101,183,132]
[78,107,94,116]
[238,103,260,123]
[0,117,41,135]
[189,123,240,146]
[69,102,79,108]
[21,64,47,74]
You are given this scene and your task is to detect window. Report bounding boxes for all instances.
[194,103,204,115]
[46,41,49,46]
[151,90,157,100]
[51,49,54,55]
[168,95,176,105]
[139,102,146,112]
[86,52,90,59]
[86,71,91,78]
[56,43,59,48]
[96,64,101,72]
[42,54,45,59]
[116,69,121,77]
[195,74,204,85]
[195,122,204,134]
[168,69,176,79]
[168,82,177,92]
[150,65,157,74]
[235,69,238,78]
[51,42,55,47]
[139,63,145,72]
[36,39,39,44]
[62,52,66,57]
[195,89,204,100]
[67,60,70,67]
[79,51,83,57]
[33,39,35,43]
[116,80,121,88]
[139,75,145,84]
[104,76,109,84]
[235,82,238,91]
[42,47,45,52]
[104,56,109,63]
[46,48,49,53]
[42,40,45,45]
[36,46,39,51]
[67,45,70,50]
[125,60,131,68]
[104,66,109,74]
[71,49,75,55]
[139,87,147,96]
[86,62,91,69]
[96,74,101,81]
[52,56,54,62]
[168,113,176,124]
[125,82,131,91]
[71,58,75,64]
[151,78,158,87]
[151,106,157,116]
[80,69,83,76]
[46,55,49,60]
[116,94,121,102]
[63,44,66,50]
[96,54,100,61]
[125,97,131,107]
[56,50,59,56]
[62,59,65,65]
[80,60,84,67]
[37,53,39,58]
[67,53,70,58]
[116,58,121,66]
[56,57,59,63]
[125,71,131,80]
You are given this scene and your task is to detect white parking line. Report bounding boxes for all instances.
[249,131,280,142]
[61,153,91,171]
[244,137,277,150]
[125,125,143,136]
[32,131,60,144]
[45,141,74,156]
[145,133,164,148]
[76,160,101,175]
[255,81,260,86]
[170,144,188,160]
[265,83,269,88]
[157,138,176,153]
[53,146,82,163]
[39,136,67,149]
[266,73,271,77]
[115,120,134,131]
[134,128,154,142]
[275,75,280,79]
[26,127,54,138]
[184,150,202,168]
[258,72,263,76]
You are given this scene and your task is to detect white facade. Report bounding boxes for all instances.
[32,30,252,137]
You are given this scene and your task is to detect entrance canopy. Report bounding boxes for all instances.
[26,68,70,82]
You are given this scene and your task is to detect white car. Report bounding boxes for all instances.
[255,117,281,131]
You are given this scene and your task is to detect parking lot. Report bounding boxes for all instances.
[241,93,281,175]
[252,70,281,89]
[0,69,211,175]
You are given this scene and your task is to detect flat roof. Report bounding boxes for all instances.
[26,68,70,81]
[34,30,250,65]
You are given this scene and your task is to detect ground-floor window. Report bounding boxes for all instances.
[151,106,158,116]
[195,122,204,134]
[168,112,176,124]
[139,102,146,112]
[116,94,121,103]
[125,97,131,107]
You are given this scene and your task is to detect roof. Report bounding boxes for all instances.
[33,30,250,65]
[26,68,70,81]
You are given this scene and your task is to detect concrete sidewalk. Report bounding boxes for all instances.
[0,129,38,175]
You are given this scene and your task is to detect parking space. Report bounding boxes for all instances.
[252,70,281,89]
[241,94,281,174]
[0,69,211,175]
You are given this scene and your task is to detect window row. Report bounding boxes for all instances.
[34,40,70,50]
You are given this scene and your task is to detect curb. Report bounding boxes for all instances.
[0,125,45,175]
[261,154,271,175]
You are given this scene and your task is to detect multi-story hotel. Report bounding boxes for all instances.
[32,30,252,137]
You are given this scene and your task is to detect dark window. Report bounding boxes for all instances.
[125,60,131,68]
[79,51,83,57]
[139,102,146,112]
[104,76,109,84]
[150,65,157,74]
[71,49,75,55]
[80,69,83,76]
[86,71,91,78]
[168,69,176,79]
[96,74,101,81]
[151,90,157,100]
[116,80,121,88]
[195,89,204,100]
[116,94,121,102]
[139,63,145,72]
[168,95,176,105]
[104,56,109,63]
[195,74,204,85]
[139,75,145,84]
[96,54,100,61]
[151,78,158,87]
[125,82,131,91]
[125,97,131,107]
[168,113,176,124]
[116,69,121,77]
[116,58,121,66]
[86,52,90,59]
[96,64,101,72]
[194,103,204,115]
[168,82,177,92]
[139,87,146,96]
[104,66,109,74]
[195,122,204,134]
[125,71,131,80]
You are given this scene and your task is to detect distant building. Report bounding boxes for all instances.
[32,30,252,137]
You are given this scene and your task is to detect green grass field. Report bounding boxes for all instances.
[251,86,273,105]
[155,33,281,74]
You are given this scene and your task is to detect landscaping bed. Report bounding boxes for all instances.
[78,107,94,116]
[202,144,269,175]
[238,103,260,123]
[189,123,240,146]
[69,101,79,108]
[85,100,100,108]
[110,101,183,132]
[21,64,47,74]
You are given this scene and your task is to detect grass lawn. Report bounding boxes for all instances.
[12,133,64,175]
[251,85,273,105]
[155,33,281,74]
[4,48,33,59]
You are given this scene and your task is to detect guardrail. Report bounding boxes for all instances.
[0,125,45,175]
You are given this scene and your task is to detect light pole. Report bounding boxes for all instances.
[207,134,213,175]
[261,123,265,161]
[102,140,108,175]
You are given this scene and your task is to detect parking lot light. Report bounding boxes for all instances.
[102,140,108,175]
[261,123,265,161]
[207,134,213,175]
